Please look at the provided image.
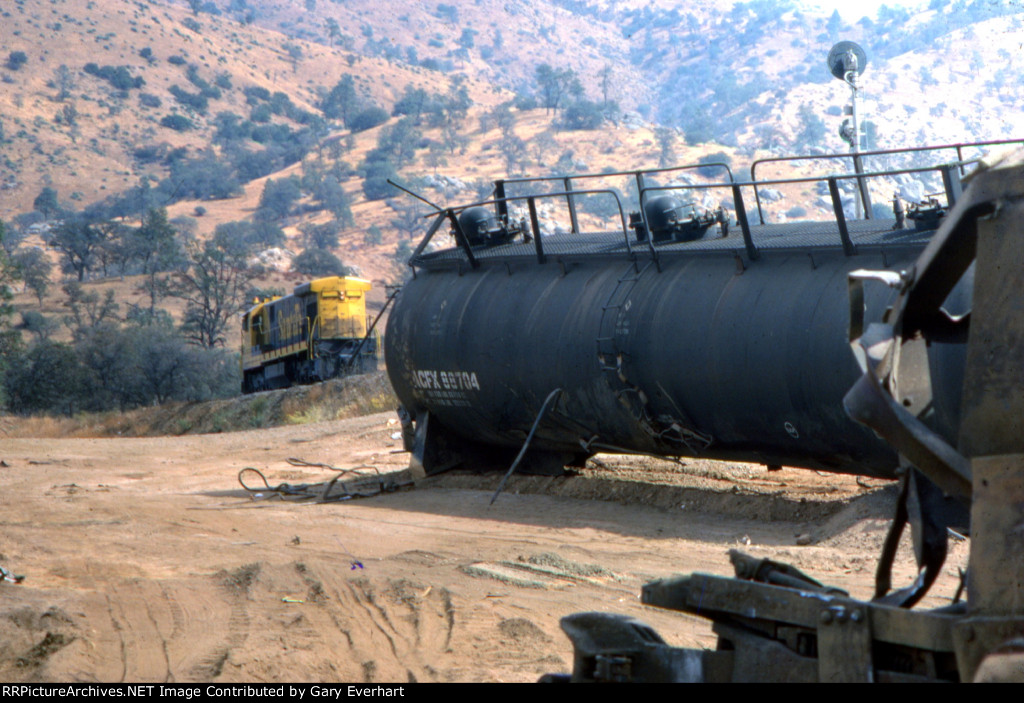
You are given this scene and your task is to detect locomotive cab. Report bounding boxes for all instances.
[241,276,378,393]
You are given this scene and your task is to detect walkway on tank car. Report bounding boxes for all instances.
[407,139,1024,272]
[412,217,935,267]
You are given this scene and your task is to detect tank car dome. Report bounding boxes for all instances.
[644,195,686,238]
[458,207,500,245]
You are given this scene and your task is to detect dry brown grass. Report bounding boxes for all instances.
[0,370,398,439]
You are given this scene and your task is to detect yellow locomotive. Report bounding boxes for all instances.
[240,276,378,393]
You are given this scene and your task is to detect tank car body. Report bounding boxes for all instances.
[241,276,378,393]
[386,145,986,478]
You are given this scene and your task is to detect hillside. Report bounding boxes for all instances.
[2,0,1021,223]
[2,1,1020,209]
[1,0,1022,419]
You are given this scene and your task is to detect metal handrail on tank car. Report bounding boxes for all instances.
[407,188,635,272]
[749,138,1024,225]
[493,162,735,236]
[639,158,976,260]
[408,152,988,271]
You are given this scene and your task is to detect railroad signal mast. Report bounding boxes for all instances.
[828,41,871,218]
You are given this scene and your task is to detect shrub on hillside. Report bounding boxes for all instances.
[83,63,144,90]
[293,248,349,277]
[160,114,193,132]
[7,51,28,70]
[348,107,389,132]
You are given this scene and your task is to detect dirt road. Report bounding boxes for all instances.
[0,412,968,682]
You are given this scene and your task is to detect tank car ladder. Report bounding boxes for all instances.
[595,260,652,375]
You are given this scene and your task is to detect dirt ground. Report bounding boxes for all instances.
[0,411,969,683]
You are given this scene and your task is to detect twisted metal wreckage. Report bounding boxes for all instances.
[384,143,1024,682]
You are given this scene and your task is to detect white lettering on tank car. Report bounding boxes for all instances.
[411,369,480,391]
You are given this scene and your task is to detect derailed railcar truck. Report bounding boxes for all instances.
[384,140,1024,681]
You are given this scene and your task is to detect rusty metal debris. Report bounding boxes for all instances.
[237,461,412,503]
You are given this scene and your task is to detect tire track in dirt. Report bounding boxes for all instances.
[0,415,961,683]
[286,564,458,683]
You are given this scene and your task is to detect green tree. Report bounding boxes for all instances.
[441,123,469,155]
[299,221,341,250]
[535,64,583,113]
[53,64,75,102]
[321,75,358,125]
[430,76,471,130]
[389,203,426,241]
[50,217,105,281]
[795,103,826,148]
[497,134,528,174]
[0,222,20,407]
[132,209,183,315]
[372,117,422,168]
[172,237,259,348]
[57,103,78,127]
[18,311,58,342]
[257,177,303,221]
[33,187,60,219]
[4,341,84,415]
[599,65,613,106]
[12,248,52,304]
[561,100,604,130]
[313,178,354,225]
[161,114,193,132]
[458,28,477,50]
[361,158,398,201]
[325,18,342,47]
[349,106,390,132]
[425,141,448,173]
[7,51,27,71]
[75,323,144,411]
[293,248,349,277]
[655,127,676,167]
[696,152,733,179]
[62,281,119,338]
[486,102,517,136]
[284,43,303,73]
[393,87,432,124]
[250,220,287,249]
[93,221,131,278]
[127,326,235,405]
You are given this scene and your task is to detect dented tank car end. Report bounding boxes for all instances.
[241,276,379,393]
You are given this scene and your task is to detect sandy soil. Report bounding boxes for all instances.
[0,412,969,683]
